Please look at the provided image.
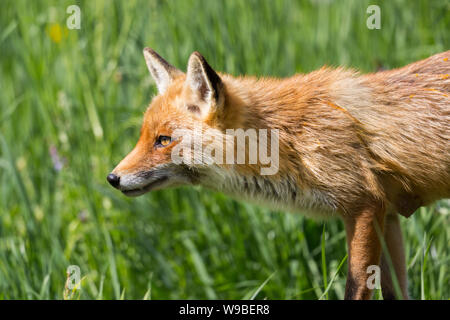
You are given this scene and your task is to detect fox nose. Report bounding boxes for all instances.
[107,173,120,189]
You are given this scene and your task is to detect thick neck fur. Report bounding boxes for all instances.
[198,69,359,216]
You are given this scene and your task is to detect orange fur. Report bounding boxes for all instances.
[109,49,450,299]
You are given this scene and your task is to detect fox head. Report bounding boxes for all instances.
[108,48,234,196]
[108,48,280,197]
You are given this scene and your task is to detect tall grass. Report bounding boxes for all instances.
[0,0,448,299]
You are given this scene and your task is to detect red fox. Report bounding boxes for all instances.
[108,48,450,300]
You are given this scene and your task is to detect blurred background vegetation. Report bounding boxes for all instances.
[0,0,448,299]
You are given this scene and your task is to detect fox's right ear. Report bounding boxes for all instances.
[143,48,182,94]
[185,51,224,118]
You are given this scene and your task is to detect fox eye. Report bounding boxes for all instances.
[155,135,172,148]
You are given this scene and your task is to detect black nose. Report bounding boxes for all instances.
[107,173,120,189]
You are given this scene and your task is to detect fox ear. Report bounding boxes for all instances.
[143,48,182,94]
[186,52,223,115]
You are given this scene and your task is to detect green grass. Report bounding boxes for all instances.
[0,0,449,300]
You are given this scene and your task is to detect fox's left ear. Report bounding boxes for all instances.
[186,51,224,117]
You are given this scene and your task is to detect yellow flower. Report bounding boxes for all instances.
[48,23,63,43]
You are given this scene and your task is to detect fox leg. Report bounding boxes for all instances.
[380,213,409,299]
[343,204,385,300]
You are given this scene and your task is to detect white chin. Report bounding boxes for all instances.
[120,177,169,197]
